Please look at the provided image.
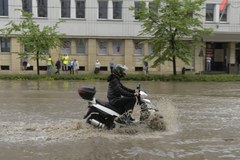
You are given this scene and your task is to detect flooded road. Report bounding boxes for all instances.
[0,80,240,160]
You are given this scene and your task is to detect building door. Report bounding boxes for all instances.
[212,43,227,71]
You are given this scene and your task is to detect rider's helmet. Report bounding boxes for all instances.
[112,64,128,78]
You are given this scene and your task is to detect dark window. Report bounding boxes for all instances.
[79,66,85,71]
[0,38,10,52]
[100,66,108,71]
[76,0,85,18]
[76,39,86,54]
[39,66,47,70]
[1,66,9,70]
[22,0,32,13]
[61,0,71,18]
[37,0,48,17]
[0,0,8,16]
[134,1,141,20]
[206,4,214,21]
[135,67,143,71]
[219,6,228,22]
[113,1,122,19]
[98,1,108,19]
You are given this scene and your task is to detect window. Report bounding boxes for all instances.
[98,0,108,19]
[98,40,108,55]
[206,4,215,21]
[148,42,152,55]
[134,40,144,55]
[76,39,86,54]
[37,0,48,17]
[113,1,122,19]
[61,39,71,54]
[206,3,228,22]
[219,5,228,22]
[149,1,158,14]
[61,0,71,18]
[134,1,142,20]
[0,0,8,16]
[0,38,10,52]
[22,0,32,13]
[112,40,123,55]
[76,0,85,18]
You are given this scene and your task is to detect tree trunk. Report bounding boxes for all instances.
[173,56,177,75]
[37,52,40,75]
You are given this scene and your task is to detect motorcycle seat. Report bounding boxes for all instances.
[96,99,122,114]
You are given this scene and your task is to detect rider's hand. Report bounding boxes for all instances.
[134,91,139,96]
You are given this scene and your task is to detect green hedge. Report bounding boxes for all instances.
[1,73,240,82]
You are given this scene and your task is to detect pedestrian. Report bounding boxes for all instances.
[109,58,115,73]
[143,61,149,75]
[74,59,79,74]
[69,58,74,74]
[62,54,69,71]
[47,55,53,75]
[206,56,211,72]
[94,60,101,74]
[22,56,28,70]
[55,58,61,74]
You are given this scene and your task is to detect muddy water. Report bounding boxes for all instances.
[0,80,240,160]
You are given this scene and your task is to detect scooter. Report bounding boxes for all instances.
[78,84,162,129]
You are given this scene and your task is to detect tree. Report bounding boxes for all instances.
[0,10,64,75]
[132,0,212,75]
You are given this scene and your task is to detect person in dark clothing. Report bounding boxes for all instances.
[55,59,61,74]
[107,64,139,125]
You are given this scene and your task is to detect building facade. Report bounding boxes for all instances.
[0,0,240,74]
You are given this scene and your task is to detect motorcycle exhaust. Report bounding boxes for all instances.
[89,119,105,129]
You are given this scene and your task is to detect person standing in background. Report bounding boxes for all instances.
[47,55,53,75]
[109,58,115,73]
[74,59,79,74]
[69,58,74,74]
[55,58,61,74]
[62,54,69,71]
[94,60,101,74]
[206,56,212,72]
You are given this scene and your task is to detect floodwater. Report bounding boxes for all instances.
[0,80,240,160]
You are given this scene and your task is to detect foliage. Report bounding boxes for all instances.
[0,10,64,75]
[130,0,212,75]
[1,73,240,82]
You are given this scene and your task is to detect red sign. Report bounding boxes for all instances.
[205,49,213,57]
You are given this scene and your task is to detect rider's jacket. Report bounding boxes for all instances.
[107,74,135,103]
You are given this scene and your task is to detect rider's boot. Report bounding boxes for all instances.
[115,110,133,125]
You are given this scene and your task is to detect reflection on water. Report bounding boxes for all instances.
[0,80,240,160]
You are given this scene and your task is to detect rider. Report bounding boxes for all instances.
[107,64,139,125]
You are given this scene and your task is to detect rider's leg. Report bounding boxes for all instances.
[112,97,136,124]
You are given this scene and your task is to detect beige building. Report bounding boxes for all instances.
[0,0,240,74]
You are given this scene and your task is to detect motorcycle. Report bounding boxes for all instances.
[78,84,163,130]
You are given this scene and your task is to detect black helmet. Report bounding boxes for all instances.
[112,64,128,78]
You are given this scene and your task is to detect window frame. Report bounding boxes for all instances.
[97,39,108,55]
[112,40,123,55]
[134,40,144,55]
[206,3,215,22]
[76,0,85,18]
[0,37,10,53]
[219,5,228,22]
[98,0,108,19]
[61,0,71,18]
[0,0,8,16]
[61,39,71,54]
[22,0,32,13]
[76,39,86,54]
[113,1,122,19]
[37,0,48,17]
